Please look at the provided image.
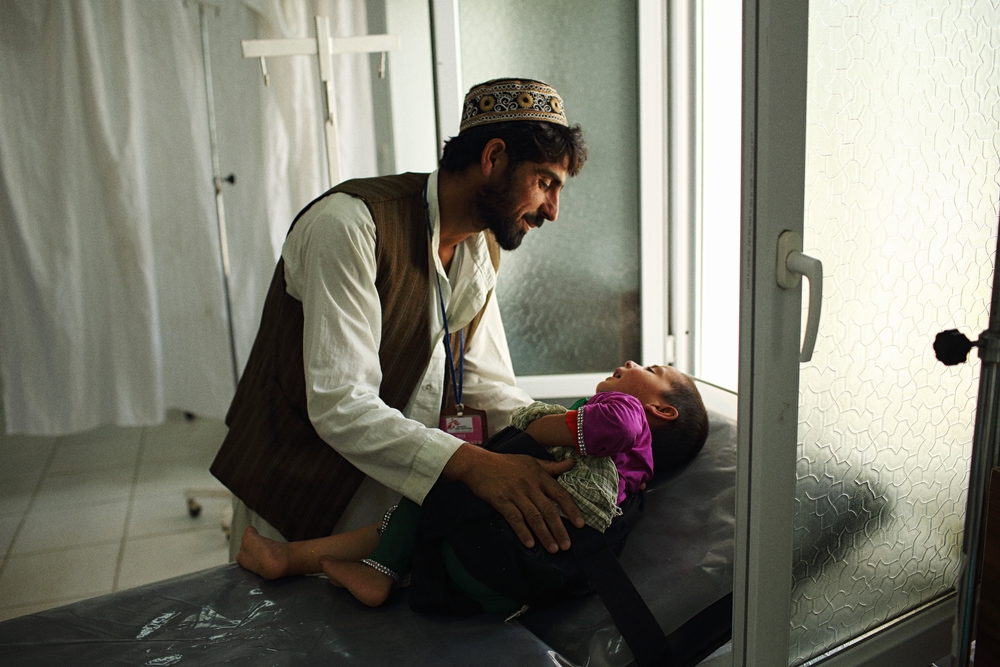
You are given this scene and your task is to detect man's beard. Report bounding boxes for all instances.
[475,170,543,251]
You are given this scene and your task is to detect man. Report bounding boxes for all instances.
[211,79,588,559]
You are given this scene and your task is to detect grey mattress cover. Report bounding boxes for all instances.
[0,410,737,667]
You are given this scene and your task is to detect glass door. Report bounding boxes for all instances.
[737,1,1000,665]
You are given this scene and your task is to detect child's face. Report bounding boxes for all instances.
[596,360,680,407]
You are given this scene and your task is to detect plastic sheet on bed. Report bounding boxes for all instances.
[0,404,737,667]
[0,565,560,666]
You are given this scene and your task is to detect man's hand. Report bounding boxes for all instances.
[441,443,585,553]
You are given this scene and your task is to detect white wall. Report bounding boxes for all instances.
[385,0,439,172]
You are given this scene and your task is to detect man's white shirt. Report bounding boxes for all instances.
[281,170,532,531]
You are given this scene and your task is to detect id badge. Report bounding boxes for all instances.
[439,405,489,445]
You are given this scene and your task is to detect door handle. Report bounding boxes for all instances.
[776,230,823,362]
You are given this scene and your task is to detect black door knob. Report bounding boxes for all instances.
[934,329,976,366]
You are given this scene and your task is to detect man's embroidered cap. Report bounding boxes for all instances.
[460,78,568,132]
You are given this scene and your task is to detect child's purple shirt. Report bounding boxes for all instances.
[571,391,655,503]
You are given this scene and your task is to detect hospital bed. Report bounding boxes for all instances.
[0,382,737,667]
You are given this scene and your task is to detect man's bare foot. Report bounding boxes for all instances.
[235,527,291,580]
[319,556,394,607]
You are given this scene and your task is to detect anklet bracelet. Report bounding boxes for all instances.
[376,505,398,536]
[361,558,400,583]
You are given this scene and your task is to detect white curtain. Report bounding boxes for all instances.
[0,0,377,435]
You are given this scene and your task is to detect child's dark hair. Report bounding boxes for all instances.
[650,374,709,473]
[439,121,588,177]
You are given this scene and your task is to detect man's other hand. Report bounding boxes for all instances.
[441,444,585,553]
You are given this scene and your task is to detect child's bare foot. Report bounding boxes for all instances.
[319,556,394,607]
[235,526,290,580]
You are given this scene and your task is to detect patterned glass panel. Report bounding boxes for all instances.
[791,1,1000,663]
[457,0,640,375]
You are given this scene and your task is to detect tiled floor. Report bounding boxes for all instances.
[0,410,231,622]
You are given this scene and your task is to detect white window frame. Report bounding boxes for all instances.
[427,0,669,400]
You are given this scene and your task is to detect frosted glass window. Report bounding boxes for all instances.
[791,1,1000,663]
[458,0,640,376]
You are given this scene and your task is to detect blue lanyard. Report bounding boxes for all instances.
[424,182,464,410]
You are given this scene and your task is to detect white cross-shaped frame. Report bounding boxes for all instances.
[242,16,401,187]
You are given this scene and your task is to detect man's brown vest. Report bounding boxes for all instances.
[210,173,500,542]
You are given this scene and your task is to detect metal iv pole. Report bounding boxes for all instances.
[189,0,240,391]
[934,213,1000,666]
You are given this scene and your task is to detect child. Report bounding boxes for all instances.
[236,361,709,612]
